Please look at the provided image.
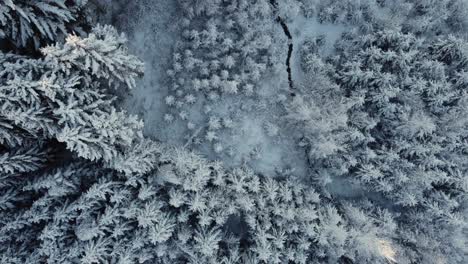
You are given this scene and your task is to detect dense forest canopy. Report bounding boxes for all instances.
[0,0,467,263]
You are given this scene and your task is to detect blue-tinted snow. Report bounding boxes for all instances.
[109,1,350,179]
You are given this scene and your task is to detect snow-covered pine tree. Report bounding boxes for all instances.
[1,0,151,178]
[0,5,171,260]
[1,25,144,163]
[0,0,89,51]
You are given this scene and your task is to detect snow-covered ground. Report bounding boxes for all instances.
[109,1,350,179]
[113,0,182,143]
[104,1,305,177]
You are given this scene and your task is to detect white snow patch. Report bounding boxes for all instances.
[110,1,311,177]
[117,0,184,145]
[208,68,308,177]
